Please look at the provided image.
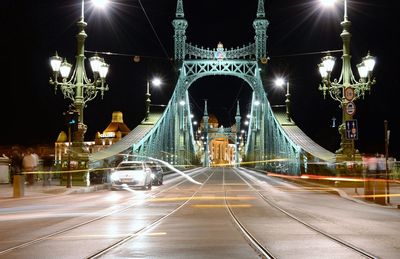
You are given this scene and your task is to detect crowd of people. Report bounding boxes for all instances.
[361,153,396,178]
[9,147,39,185]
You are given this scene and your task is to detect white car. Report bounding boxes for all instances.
[110,161,152,190]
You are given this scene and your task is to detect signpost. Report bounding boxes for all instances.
[344,87,355,101]
[345,119,358,140]
[345,101,356,116]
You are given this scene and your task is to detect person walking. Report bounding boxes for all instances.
[9,147,22,184]
[22,148,38,185]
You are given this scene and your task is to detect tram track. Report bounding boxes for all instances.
[90,167,275,259]
[0,167,207,257]
[85,169,215,258]
[223,168,276,259]
[232,167,379,259]
[1,167,389,258]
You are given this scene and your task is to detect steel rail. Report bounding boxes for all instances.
[0,168,206,256]
[86,168,215,258]
[223,168,276,259]
[234,168,379,259]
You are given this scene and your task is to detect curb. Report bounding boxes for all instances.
[64,184,110,194]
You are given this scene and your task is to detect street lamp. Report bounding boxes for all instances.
[49,0,110,187]
[274,77,291,122]
[49,0,110,143]
[317,0,376,161]
[145,77,162,121]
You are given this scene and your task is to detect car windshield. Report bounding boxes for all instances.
[117,163,143,171]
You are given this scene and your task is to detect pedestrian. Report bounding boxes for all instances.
[22,148,38,185]
[377,154,386,178]
[367,155,378,178]
[9,148,23,184]
[42,154,53,186]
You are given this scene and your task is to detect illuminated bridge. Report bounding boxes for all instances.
[89,0,335,174]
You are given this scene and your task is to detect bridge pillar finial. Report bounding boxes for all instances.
[257,0,265,18]
[202,99,210,167]
[235,101,241,167]
[253,0,269,61]
[203,99,208,116]
[173,0,188,61]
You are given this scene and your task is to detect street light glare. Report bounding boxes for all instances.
[274,78,285,87]
[152,78,162,87]
[320,0,336,7]
[92,0,109,8]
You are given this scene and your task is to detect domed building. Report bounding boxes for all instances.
[199,113,219,129]
[55,111,131,168]
[94,111,131,146]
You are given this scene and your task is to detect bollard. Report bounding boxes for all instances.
[374,175,387,205]
[364,178,374,202]
[13,175,25,198]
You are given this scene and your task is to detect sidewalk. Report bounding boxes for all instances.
[0,181,109,199]
[333,182,400,209]
[291,177,400,209]
[1,177,400,209]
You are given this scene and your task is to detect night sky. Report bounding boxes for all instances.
[1,0,399,159]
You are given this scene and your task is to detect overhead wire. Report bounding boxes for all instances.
[86,3,341,120]
[85,50,170,61]
[137,0,172,65]
[270,49,342,58]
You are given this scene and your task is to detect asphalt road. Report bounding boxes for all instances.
[0,167,399,258]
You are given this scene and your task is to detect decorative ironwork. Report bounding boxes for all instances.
[185,43,256,60]
[90,0,329,175]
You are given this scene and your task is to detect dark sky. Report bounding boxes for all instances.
[1,0,399,159]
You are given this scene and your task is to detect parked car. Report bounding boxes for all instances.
[146,161,164,185]
[110,161,152,190]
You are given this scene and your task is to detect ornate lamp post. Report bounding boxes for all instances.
[317,0,376,161]
[49,0,110,144]
[274,77,291,122]
[49,0,110,186]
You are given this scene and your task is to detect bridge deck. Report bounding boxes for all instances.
[273,107,336,163]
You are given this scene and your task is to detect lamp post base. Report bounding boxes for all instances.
[334,152,361,163]
[59,133,91,187]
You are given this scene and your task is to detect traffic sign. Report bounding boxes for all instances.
[345,119,358,140]
[345,102,356,116]
[344,87,355,101]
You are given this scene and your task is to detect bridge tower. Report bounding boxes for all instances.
[91,0,304,174]
[167,0,298,171]
[254,0,269,61]
[172,0,187,62]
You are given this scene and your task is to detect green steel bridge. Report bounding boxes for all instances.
[90,0,335,175]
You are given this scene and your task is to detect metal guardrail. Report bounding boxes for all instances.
[392,161,400,180]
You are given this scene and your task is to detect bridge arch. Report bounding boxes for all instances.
[182,60,262,93]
